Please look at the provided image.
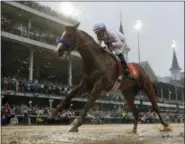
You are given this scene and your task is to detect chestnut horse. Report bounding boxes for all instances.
[51,23,169,133]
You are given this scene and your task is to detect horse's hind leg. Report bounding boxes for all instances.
[142,83,169,128]
[121,87,139,133]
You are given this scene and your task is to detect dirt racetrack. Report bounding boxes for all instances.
[1,124,184,144]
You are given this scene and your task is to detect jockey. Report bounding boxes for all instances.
[93,23,133,79]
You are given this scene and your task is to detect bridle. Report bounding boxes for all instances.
[56,32,75,54]
[56,29,94,54]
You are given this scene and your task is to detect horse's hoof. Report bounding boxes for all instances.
[163,123,169,128]
[159,125,172,132]
[68,126,79,132]
[132,129,137,134]
[126,129,136,134]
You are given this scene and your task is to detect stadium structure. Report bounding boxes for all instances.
[1,1,184,124]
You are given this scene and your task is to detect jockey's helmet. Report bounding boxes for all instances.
[93,23,106,41]
[93,23,106,32]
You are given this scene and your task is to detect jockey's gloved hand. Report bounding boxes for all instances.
[105,41,113,47]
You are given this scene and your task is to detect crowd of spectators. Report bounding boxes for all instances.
[15,1,71,22]
[1,16,57,45]
[135,94,184,106]
[2,76,184,125]
[2,1,79,46]
[11,104,51,117]
[1,102,127,119]
[2,76,72,96]
[1,76,124,102]
[2,76,185,104]
[2,101,184,126]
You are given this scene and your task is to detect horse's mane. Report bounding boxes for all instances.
[78,29,118,64]
[79,30,103,53]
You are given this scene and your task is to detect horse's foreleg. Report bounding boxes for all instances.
[50,80,89,118]
[69,80,102,132]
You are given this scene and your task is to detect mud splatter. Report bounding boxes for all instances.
[2,124,184,144]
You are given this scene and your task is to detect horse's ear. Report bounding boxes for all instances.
[74,22,80,29]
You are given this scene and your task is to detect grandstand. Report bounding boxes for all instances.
[1,1,184,125]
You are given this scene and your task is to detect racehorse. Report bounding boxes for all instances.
[51,23,170,133]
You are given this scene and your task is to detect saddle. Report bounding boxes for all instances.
[101,46,138,78]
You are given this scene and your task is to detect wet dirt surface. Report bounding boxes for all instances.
[2,124,184,144]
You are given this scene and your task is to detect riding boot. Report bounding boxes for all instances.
[118,53,135,80]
